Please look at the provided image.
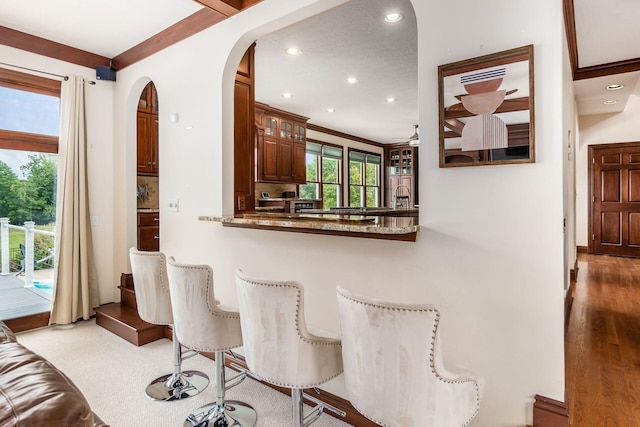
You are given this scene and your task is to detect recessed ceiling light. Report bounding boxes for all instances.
[282,92,293,99]
[606,84,624,91]
[285,48,302,56]
[386,97,398,103]
[603,100,618,105]
[347,76,359,84]
[327,108,336,113]
[385,12,404,23]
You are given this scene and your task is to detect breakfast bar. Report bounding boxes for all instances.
[198,212,419,242]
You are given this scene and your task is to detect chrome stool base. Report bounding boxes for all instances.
[183,400,257,427]
[145,370,209,401]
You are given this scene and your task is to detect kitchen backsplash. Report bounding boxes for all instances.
[137,175,159,209]
[255,183,297,201]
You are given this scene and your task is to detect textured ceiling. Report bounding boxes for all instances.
[254,0,418,144]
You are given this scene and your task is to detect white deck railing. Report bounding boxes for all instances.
[0,218,55,287]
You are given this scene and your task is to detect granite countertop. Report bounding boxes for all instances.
[198,212,419,241]
[257,198,322,201]
[302,207,419,216]
[137,208,160,213]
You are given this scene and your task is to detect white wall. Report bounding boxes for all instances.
[563,20,578,287]
[107,0,567,425]
[576,93,640,247]
[0,45,116,304]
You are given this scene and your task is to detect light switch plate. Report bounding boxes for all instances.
[168,199,179,212]
[90,215,99,226]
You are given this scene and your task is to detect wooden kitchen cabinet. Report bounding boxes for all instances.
[234,44,256,213]
[255,102,308,184]
[138,82,158,114]
[137,212,159,251]
[386,145,418,207]
[136,112,158,176]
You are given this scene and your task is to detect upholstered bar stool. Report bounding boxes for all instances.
[235,270,344,427]
[336,286,484,427]
[129,248,209,401]
[166,258,257,427]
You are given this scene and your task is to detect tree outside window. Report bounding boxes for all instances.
[300,142,342,209]
[349,150,380,208]
[0,68,60,272]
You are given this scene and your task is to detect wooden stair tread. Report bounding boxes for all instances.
[94,302,165,346]
[94,303,157,330]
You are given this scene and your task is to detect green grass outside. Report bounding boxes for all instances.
[7,224,55,249]
[9,228,23,249]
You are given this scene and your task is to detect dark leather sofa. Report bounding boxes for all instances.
[0,320,108,426]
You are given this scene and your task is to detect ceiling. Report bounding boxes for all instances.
[0,0,638,143]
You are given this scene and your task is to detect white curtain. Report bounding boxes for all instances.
[50,76,99,325]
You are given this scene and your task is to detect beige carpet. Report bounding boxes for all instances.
[17,319,353,427]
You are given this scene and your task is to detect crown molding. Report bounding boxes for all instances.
[563,0,640,81]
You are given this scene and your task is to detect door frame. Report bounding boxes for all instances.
[588,141,640,254]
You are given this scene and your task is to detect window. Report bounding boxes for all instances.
[0,68,60,285]
[299,141,343,209]
[349,149,381,208]
[0,68,61,154]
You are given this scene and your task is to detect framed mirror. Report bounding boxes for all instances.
[438,45,534,167]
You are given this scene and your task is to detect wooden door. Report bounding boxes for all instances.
[591,143,640,257]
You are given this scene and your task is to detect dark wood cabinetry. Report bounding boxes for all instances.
[137,82,158,176]
[255,103,308,184]
[386,145,418,208]
[137,212,159,251]
[138,82,158,114]
[136,111,158,175]
[234,44,256,213]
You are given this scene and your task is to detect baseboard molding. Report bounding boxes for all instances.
[533,394,569,427]
[192,347,377,427]
[577,246,587,254]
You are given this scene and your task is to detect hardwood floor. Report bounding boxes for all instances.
[566,254,640,426]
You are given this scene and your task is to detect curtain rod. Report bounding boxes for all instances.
[0,62,68,81]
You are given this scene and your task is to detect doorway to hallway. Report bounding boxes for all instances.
[589,142,640,257]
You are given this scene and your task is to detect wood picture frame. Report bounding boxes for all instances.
[438,45,535,167]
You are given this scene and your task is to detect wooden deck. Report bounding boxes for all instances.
[0,272,52,321]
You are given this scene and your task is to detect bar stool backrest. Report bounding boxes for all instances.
[336,286,483,427]
[129,248,172,325]
[166,258,242,353]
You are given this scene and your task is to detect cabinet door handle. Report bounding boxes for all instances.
[154,236,160,239]
[154,218,160,221]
